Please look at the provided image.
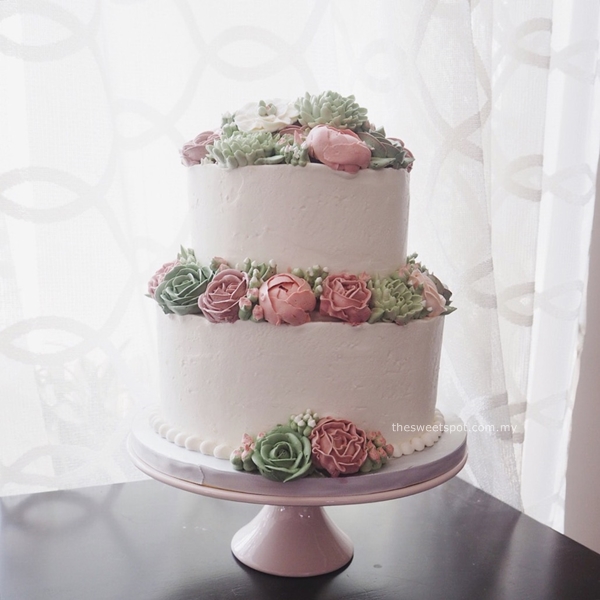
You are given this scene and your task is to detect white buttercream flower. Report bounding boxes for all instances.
[233,99,299,133]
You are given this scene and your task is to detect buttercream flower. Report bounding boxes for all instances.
[296,91,369,131]
[305,125,371,174]
[199,269,249,323]
[180,130,221,166]
[148,260,178,297]
[319,273,372,324]
[251,426,313,482]
[408,269,446,318]
[234,99,299,133]
[367,274,425,325]
[155,262,213,315]
[259,273,316,326]
[310,418,368,477]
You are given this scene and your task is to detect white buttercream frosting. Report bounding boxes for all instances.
[155,314,444,458]
[187,164,409,273]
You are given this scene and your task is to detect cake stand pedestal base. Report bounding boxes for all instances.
[128,411,467,578]
[231,505,353,577]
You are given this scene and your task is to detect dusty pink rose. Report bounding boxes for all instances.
[148,260,178,297]
[180,130,220,166]
[310,418,368,477]
[305,125,371,174]
[319,273,372,324]
[408,269,446,318]
[259,273,316,326]
[198,269,248,323]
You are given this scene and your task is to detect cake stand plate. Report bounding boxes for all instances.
[128,412,467,577]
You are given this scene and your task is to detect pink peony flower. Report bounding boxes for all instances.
[310,417,368,477]
[198,269,248,323]
[319,273,372,324]
[259,273,316,326]
[408,269,446,318]
[305,124,371,174]
[180,130,220,166]
[148,260,178,297]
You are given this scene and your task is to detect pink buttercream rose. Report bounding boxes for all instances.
[310,418,368,477]
[305,124,371,174]
[319,273,372,324]
[180,130,220,166]
[408,269,446,318]
[198,269,248,323]
[259,273,316,326]
[148,260,178,297]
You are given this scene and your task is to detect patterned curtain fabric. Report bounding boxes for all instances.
[1,1,599,533]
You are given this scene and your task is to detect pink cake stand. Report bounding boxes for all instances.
[128,412,467,578]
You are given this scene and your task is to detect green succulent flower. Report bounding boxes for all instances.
[368,274,426,325]
[252,425,314,482]
[295,91,369,132]
[154,248,213,315]
[275,134,310,166]
[206,131,284,168]
[357,129,414,170]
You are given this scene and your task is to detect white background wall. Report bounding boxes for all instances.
[564,158,600,554]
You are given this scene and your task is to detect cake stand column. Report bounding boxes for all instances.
[231,504,353,577]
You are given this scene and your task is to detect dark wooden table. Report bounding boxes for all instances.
[1,477,599,599]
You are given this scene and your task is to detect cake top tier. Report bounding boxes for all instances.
[180,91,414,174]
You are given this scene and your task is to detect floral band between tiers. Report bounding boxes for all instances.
[147,249,456,326]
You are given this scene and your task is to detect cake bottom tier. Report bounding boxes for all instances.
[153,314,445,460]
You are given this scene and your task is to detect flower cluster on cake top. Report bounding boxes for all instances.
[180,91,414,173]
[147,248,455,325]
[231,410,395,482]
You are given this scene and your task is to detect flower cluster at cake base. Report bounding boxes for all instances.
[147,249,456,326]
[180,91,415,173]
[230,410,395,482]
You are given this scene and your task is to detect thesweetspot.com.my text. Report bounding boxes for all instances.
[391,423,518,434]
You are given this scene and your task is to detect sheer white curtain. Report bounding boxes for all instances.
[1,0,599,533]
